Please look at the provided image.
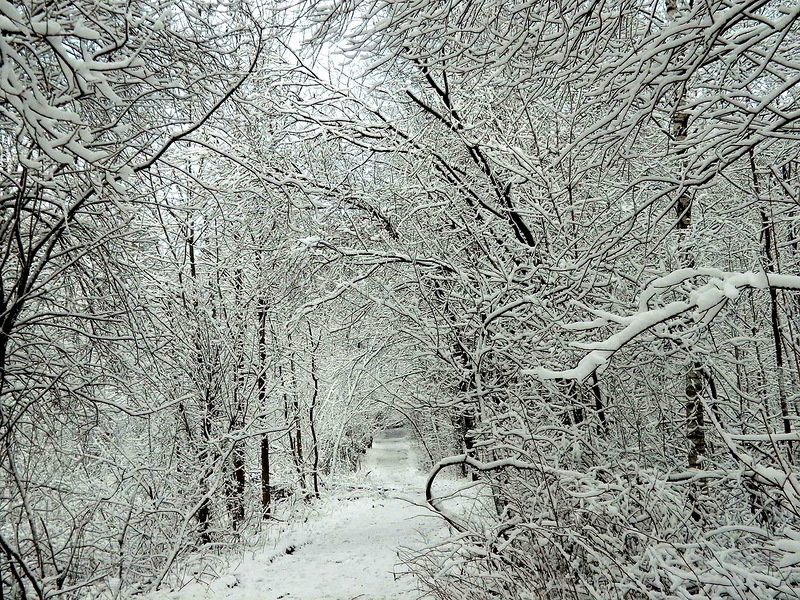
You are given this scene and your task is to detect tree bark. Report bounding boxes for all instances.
[668,2,709,520]
[230,449,245,529]
[591,372,609,436]
[307,323,321,499]
[187,223,213,544]
[258,305,272,518]
[287,333,306,493]
[273,324,306,493]
[228,269,246,531]
[751,154,792,453]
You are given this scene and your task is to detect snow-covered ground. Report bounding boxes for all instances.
[146,427,453,600]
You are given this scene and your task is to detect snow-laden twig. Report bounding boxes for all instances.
[528,269,800,383]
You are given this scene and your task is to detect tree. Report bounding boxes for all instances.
[288,0,800,597]
[0,0,263,595]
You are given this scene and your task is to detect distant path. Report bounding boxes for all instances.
[148,427,447,600]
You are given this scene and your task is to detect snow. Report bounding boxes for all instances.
[143,427,452,600]
[30,18,62,36]
[530,269,800,382]
[73,22,101,40]
[775,530,800,568]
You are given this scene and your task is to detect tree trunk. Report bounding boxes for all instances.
[187,223,213,544]
[287,334,306,493]
[458,407,477,481]
[228,269,246,531]
[230,448,245,529]
[197,382,218,545]
[307,324,321,499]
[258,305,272,518]
[668,4,709,519]
[260,436,271,518]
[591,372,609,436]
[751,154,792,455]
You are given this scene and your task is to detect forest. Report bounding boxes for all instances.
[1,0,800,598]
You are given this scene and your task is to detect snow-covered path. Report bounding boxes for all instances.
[149,427,447,600]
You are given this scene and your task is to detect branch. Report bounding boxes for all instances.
[425,453,583,530]
[529,270,800,383]
[133,33,264,174]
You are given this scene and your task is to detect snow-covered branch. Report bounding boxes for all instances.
[529,270,800,382]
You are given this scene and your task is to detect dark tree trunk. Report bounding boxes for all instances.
[230,447,245,529]
[751,155,792,454]
[258,305,271,518]
[228,269,246,531]
[458,407,478,481]
[288,342,306,493]
[308,324,321,498]
[197,387,215,545]
[260,436,271,518]
[591,372,609,436]
[188,223,214,544]
[669,39,710,519]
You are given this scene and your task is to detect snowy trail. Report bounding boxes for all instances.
[150,427,447,600]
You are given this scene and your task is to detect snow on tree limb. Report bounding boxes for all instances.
[528,270,800,383]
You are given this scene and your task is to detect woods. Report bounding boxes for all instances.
[2,0,800,598]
